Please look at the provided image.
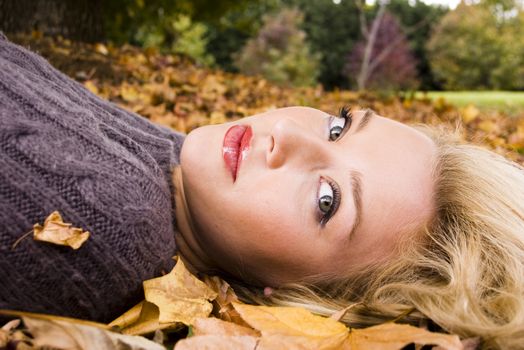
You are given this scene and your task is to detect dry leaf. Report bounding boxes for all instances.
[203,275,247,326]
[175,335,258,350]
[109,300,176,336]
[461,104,479,124]
[110,259,217,335]
[231,304,462,350]
[192,317,259,337]
[24,316,165,350]
[345,323,462,350]
[33,211,90,249]
[84,80,99,94]
[144,259,217,325]
[233,303,348,350]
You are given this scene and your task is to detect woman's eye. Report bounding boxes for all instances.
[317,177,341,226]
[328,106,352,141]
[318,179,333,214]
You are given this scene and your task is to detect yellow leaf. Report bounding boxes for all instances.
[344,323,462,350]
[461,104,480,124]
[33,211,90,249]
[0,309,109,330]
[121,85,139,102]
[233,303,348,349]
[210,111,227,125]
[23,316,164,350]
[144,259,217,325]
[84,80,99,95]
[95,43,109,56]
[108,301,146,330]
[478,120,499,133]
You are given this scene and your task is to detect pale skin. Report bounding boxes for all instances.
[178,107,437,287]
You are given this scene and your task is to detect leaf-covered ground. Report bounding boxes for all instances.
[11,34,524,165]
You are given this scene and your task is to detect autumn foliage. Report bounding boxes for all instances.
[11,34,522,165]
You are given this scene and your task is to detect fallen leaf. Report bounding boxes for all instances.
[231,304,462,350]
[233,303,348,349]
[32,211,90,249]
[24,316,165,350]
[109,301,174,336]
[345,323,462,350]
[203,276,247,326]
[461,104,479,124]
[175,335,258,350]
[192,317,259,337]
[95,43,109,55]
[110,259,217,335]
[84,80,99,94]
[144,259,217,325]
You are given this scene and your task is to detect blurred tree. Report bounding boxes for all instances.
[205,0,284,72]
[234,8,321,87]
[284,0,361,89]
[345,9,419,90]
[490,10,524,89]
[0,0,104,42]
[0,0,254,44]
[132,13,214,65]
[104,0,256,45]
[427,3,523,90]
[387,0,448,90]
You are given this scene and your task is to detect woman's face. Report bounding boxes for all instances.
[179,107,436,286]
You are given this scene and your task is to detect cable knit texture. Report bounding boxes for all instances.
[0,33,185,322]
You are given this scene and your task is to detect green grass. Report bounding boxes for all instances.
[414,91,524,115]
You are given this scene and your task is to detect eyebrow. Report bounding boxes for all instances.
[348,170,363,241]
[346,109,374,240]
[355,108,374,133]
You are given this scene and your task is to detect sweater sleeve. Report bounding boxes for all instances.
[0,33,186,322]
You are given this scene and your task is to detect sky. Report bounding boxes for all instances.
[417,0,461,8]
[355,0,463,9]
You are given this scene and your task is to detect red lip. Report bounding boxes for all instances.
[223,125,253,181]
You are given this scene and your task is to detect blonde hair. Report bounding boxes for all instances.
[227,123,524,350]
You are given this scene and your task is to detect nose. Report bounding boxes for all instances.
[266,118,330,169]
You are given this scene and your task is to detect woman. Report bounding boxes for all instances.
[1,34,523,349]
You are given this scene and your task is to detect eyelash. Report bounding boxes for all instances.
[318,177,341,227]
[329,106,353,141]
[318,106,352,226]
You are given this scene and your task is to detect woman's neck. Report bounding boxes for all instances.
[171,165,216,275]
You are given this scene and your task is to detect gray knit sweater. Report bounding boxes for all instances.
[0,33,185,322]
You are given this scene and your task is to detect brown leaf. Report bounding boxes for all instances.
[233,303,348,349]
[108,301,175,336]
[24,316,165,350]
[175,335,258,350]
[192,317,259,337]
[144,259,217,325]
[231,304,462,350]
[110,259,217,335]
[32,211,90,249]
[203,276,247,326]
[345,323,462,350]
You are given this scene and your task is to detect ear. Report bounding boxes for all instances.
[264,287,274,297]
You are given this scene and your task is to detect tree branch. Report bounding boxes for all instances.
[357,0,387,90]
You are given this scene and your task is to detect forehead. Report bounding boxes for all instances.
[341,113,437,262]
